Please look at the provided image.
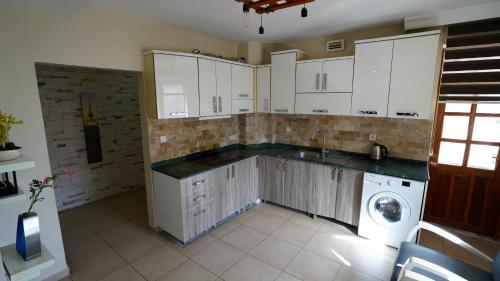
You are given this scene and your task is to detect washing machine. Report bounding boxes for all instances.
[358,172,426,248]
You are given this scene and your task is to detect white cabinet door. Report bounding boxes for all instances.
[323,58,354,93]
[232,100,254,114]
[256,66,271,113]
[231,65,254,100]
[216,61,232,115]
[154,54,199,118]
[271,52,296,114]
[351,40,394,117]
[388,35,439,119]
[198,58,217,117]
[296,61,323,93]
[295,93,351,116]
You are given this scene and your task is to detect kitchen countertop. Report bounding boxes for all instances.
[151,143,429,181]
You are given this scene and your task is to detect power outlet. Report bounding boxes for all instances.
[286,127,292,133]
[368,133,377,141]
[160,136,167,143]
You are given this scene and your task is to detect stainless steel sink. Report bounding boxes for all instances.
[295,151,322,159]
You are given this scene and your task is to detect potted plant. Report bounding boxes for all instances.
[16,176,55,261]
[0,111,23,161]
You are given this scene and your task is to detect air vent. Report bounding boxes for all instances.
[326,39,345,52]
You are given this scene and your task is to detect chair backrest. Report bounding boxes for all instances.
[492,252,500,281]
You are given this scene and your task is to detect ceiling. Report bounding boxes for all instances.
[1,0,498,42]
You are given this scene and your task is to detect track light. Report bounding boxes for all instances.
[301,3,308,17]
[243,2,250,27]
[259,14,264,35]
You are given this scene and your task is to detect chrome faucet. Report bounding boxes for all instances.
[311,128,329,159]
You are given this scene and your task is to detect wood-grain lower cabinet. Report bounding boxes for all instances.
[313,164,339,218]
[334,168,364,226]
[216,165,236,221]
[284,159,314,213]
[259,155,285,205]
[235,156,259,207]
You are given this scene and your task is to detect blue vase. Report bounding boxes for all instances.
[16,212,41,261]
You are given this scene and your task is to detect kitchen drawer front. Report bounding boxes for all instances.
[182,183,218,211]
[295,93,351,116]
[232,99,254,114]
[183,200,216,242]
[180,171,215,197]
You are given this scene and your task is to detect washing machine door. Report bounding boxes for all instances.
[368,192,411,227]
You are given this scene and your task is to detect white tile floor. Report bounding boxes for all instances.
[58,188,499,281]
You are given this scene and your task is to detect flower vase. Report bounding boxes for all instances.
[16,212,41,261]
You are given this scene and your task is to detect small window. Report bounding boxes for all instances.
[445,103,471,113]
[476,104,500,114]
[442,116,469,140]
[438,142,466,166]
[472,117,500,142]
[467,144,499,170]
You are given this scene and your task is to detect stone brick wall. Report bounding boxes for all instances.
[36,64,144,210]
[149,113,432,162]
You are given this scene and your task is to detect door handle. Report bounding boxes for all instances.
[332,167,337,180]
[232,165,235,178]
[213,96,217,113]
[315,73,320,90]
[227,167,230,180]
[193,194,206,202]
[193,209,206,217]
[218,96,222,112]
[192,179,205,186]
[323,73,327,90]
[338,169,343,183]
[264,98,269,111]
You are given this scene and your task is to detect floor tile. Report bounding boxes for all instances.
[117,202,148,219]
[334,266,380,281]
[177,235,217,257]
[99,221,145,246]
[272,221,315,247]
[259,204,295,220]
[75,202,114,222]
[245,213,285,234]
[192,241,245,276]
[287,214,323,231]
[304,232,352,264]
[221,225,267,252]
[317,221,356,237]
[338,235,397,258]
[130,245,187,281]
[86,211,129,234]
[157,260,217,281]
[275,271,302,281]
[221,255,281,281]
[62,224,96,245]
[99,265,145,281]
[113,230,166,262]
[232,208,259,224]
[209,220,240,239]
[59,210,85,230]
[250,236,300,269]
[344,244,394,281]
[285,249,341,281]
[70,248,127,281]
[65,234,110,264]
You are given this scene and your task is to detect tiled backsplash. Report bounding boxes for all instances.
[149,113,432,162]
[37,64,145,210]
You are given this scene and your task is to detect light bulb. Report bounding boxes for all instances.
[243,3,250,28]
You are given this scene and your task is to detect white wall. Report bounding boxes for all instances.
[0,4,237,280]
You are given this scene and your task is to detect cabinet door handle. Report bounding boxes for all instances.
[315,73,321,90]
[323,73,327,90]
[238,93,249,98]
[338,169,343,183]
[274,109,288,113]
[192,179,205,186]
[193,209,206,217]
[312,109,328,113]
[396,112,419,117]
[232,165,235,178]
[264,98,269,111]
[213,96,217,113]
[227,167,230,180]
[332,167,337,180]
[358,110,377,115]
[239,108,250,112]
[218,96,222,112]
[193,194,206,202]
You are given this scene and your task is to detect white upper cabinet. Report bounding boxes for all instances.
[296,58,353,93]
[295,93,351,116]
[387,35,439,119]
[198,58,217,117]
[271,51,300,114]
[256,66,271,113]
[296,61,323,93]
[216,61,232,115]
[199,59,232,117]
[323,58,354,93]
[231,65,254,100]
[153,54,200,118]
[351,40,394,117]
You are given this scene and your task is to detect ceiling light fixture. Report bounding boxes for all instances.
[259,14,264,35]
[236,0,315,34]
[243,2,250,27]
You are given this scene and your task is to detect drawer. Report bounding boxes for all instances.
[295,93,351,116]
[183,200,216,242]
[180,171,215,197]
[232,99,254,114]
[182,183,218,211]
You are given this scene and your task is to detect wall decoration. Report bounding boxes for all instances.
[81,92,103,163]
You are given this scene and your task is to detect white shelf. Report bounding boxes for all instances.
[0,189,25,206]
[0,156,35,173]
[1,243,55,281]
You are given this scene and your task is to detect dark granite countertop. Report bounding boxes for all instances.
[151,143,429,181]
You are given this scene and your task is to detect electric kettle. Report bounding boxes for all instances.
[371,143,388,161]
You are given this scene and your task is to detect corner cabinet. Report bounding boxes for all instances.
[259,155,285,205]
[144,53,200,119]
[256,65,271,113]
[271,50,305,114]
